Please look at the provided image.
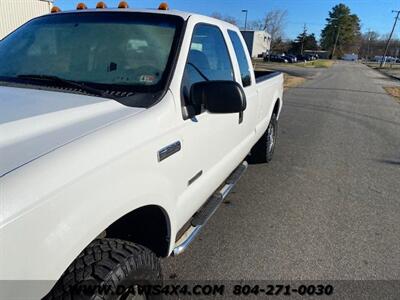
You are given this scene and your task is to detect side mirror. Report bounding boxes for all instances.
[190,81,247,114]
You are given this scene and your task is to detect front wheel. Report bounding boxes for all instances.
[44,239,162,300]
[248,113,278,164]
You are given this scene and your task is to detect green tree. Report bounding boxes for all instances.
[320,3,361,57]
[290,28,318,54]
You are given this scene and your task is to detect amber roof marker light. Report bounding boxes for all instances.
[158,2,169,10]
[96,1,107,9]
[51,6,61,13]
[118,1,129,8]
[76,3,88,10]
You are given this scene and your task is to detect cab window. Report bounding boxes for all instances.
[182,24,234,116]
[228,30,252,87]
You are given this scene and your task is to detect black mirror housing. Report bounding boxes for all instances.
[190,81,247,114]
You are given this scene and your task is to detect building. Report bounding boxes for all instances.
[0,0,53,39]
[240,30,271,58]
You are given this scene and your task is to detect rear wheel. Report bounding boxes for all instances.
[44,239,162,300]
[248,113,278,164]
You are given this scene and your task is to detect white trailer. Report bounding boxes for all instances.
[342,53,358,61]
[0,0,52,39]
[241,30,271,58]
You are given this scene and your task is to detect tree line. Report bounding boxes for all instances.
[211,3,398,59]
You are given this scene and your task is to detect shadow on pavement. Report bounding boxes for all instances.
[376,159,400,166]
[286,102,400,128]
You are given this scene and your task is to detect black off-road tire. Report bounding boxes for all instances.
[248,113,278,164]
[44,239,162,300]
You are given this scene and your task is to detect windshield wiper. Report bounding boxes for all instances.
[16,74,113,99]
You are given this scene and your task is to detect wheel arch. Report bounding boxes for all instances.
[105,204,172,257]
[272,97,282,119]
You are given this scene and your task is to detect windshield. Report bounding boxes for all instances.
[0,12,183,95]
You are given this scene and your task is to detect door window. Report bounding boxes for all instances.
[182,24,234,116]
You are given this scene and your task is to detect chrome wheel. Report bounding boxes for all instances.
[267,123,275,153]
[248,113,278,164]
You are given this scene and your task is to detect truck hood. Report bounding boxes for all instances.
[0,86,145,177]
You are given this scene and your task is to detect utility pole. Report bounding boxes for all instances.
[366,29,371,60]
[301,23,307,55]
[380,10,400,68]
[242,10,248,30]
[331,26,340,59]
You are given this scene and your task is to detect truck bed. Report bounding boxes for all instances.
[254,70,282,83]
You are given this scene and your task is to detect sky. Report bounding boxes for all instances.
[54,0,400,40]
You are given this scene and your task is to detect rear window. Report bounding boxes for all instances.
[228,30,252,87]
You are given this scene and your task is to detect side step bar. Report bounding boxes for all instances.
[173,161,248,256]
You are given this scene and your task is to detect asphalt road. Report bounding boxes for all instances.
[162,61,400,280]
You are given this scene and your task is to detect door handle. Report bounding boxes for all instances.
[158,141,181,162]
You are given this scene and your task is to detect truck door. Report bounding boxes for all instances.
[173,23,251,227]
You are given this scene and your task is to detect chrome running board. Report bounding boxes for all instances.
[173,161,248,256]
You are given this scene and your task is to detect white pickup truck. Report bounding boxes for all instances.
[0,3,283,299]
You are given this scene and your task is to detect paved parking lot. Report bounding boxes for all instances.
[253,61,323,79]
